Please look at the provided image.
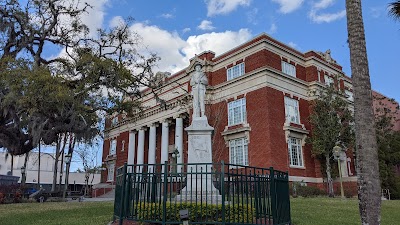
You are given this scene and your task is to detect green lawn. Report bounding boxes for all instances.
[291,197,400,225]
[0,201,114,225]
[0,198,399,225]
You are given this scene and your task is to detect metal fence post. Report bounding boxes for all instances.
[269,167,276,224]
[162,161,168,225]
[221,161,226,225]
[119,163,128,225]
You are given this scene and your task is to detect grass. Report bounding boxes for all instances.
[0,198,399,225]
[0,201,114,225]
[291,197,400,225]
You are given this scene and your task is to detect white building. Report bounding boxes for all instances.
[0,151,100,189]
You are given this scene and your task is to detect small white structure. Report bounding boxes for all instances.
[0,151,100,187]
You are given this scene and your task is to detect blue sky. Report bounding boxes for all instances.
[4,0,400,172]
[62,0,400,170]
[83,0,400,103]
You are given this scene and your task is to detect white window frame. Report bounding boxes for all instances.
[288,137,304,168]
[121,140,125,152]
[281,61,296,77]
[345,90,353,102]
[284,97,300,124]
[109,139,117,155]
[107,163,115,181]
[112,117,118,126]
[227,63,245,81]
[228,98,246,126]
[229,138,249,166]
[324,75,334,86]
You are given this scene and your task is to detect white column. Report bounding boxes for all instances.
[175,117,183,173]
[136,128,145,173]
[127,130,136,172]
[148,124,157,173]
[161,120,170,173]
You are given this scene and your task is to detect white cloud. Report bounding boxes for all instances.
[267,22,277,34]
[182,28,191,34]
[246,8,259,25]
[129,23,188,73]
[206,0,251,17]
[369,6,385,18]
[78,0,109,36]
[182,29,252,63]
[161,13,174,19]
[109,16,125,28]
[271,0,304,14]
[128,22,252,73]
[309,0,346,23]
[197,20,216,31]
[288,42,299,49]
[52,0,109,60]
[309,10,346,23]
[57,0,108,38]
[313,0,335,10]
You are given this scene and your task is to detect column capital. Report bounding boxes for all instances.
[173,113,187,119]
[161,118,172,124]
[129,130,137,134]
[139,126,148,131]
[150,122,159,127]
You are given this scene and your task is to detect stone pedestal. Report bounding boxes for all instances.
[175,117,222,203]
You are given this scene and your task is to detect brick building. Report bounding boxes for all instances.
[101,33,359,193]
[372,90,400,131]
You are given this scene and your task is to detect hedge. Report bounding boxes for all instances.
[134,202,255,223]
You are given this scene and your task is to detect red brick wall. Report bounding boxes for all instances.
[316,181,358,197]
[296,64,306,81]
[305,66,318,82]
[115,131,129,169]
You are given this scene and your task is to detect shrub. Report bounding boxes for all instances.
[135,202,255,223]
[297,186,325,197]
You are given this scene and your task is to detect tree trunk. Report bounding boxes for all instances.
[51,136,61,192]
[38,142,41,189]
[346,1,381,224]
[58,134,68,192]
[325,155,334,197]
[22,152,29,186]
[10,154,14,176]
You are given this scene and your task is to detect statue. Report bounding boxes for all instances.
[190,63,208,118]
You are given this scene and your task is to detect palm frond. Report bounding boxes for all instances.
[389,1,400,20]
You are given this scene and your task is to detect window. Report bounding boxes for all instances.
[107,163,115,181]
[229,138,249,166]
[228,98,246,126]
[281,61,296,77]
[111,117,118,126]
[110,139,117,155]
[284,97,300,124]
[121,140,125,152]
[344,90,353,101]
[227,63,245,80]
[324,75,334,86]
[288,137,303,167]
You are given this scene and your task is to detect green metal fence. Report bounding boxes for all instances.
[113,161,291,225]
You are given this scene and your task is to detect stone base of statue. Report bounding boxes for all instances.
[175,116,222,203]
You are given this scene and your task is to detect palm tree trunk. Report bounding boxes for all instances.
[346,0,381,224]
[325,155,334,197]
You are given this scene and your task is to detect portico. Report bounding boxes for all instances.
[121,115,187,173]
